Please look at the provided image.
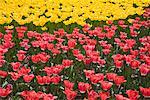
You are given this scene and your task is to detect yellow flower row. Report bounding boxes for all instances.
[0,0,149,26]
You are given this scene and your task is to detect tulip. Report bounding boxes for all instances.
[64,80,74,90]
[140,87,150,98]
[0,70,8,78]
[23,74,34,83]
[78,82,91,93]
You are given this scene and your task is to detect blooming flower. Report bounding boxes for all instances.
[0,70,8,78]
[23,74,34,83]
[114,76,126,86]
[100,81,113,91]
[0,84,12,98]
[140,87,150,98]
[126,90,139,100]
[64,80,74,90]
[64,88,77,100]
[88,90,98,100]
[99,92,110,100]
[78,82,91,93]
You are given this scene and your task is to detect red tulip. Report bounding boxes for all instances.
[145,57,150,65]
[11,62,21,71]
[83,58,92,65]
[130,50,139,56]
[39,53,50,63]
[83,24,90,33]
[19,39,30,50]
[103,49,111,55]
[88,90,98,100]
[100,81,113,91]
[51,48,60,55]
[0,48,8,54]
[43,93,56,100]
[124,55,135,64]
[140,87,150,98]
[61,46,69,52]
[0,85,12,97]
[54,29,66,37]
[106,73,117,81]
[99,92,110,100]
[115,94,129,100]
[0,60,6,67]
[0,70,8,78]
[23,74,34,83]
[36,75,47,85]
[107,20,113,25]
[64,88,77,100]
[18,66,31,75]
[16,50,26,61]
[3,34,12,41]
[139,54,146,62]
[18,32,24,39]
[114,60,123,69]
[3,41,14,49]
[120,32,127,39]
[16,53,26,61]
[47,43,54,50]
[16,26,27,33]
[98,58,106,66]
[0,32,3,39]
[83,45,95,51]
[143,8,150,18]
[84,70,95,79]
[27,31,35,38]
[139,64,149,76]
[78,82,91,93]
[126,90,139,100]
[112,54,124,61]
[43,66,62,76]
[106,30,115,39]
[50,75,61,84]
[40,42,48,51]
[64,80,74,90]
[31,55,40,63]
[43,76,51,84]
[125,39,136,49]
[20,90,40,99]
[75,54,85,61]
[68,39,76,49]
[20,91,56,100]
[72,49,80,56]
[97,32,105,39]
[90,73,104,84]
[62,59,73,68]
[139,47,148,53]
[118,20,125,25]
[114,76,126,86]
[130,60,141,69]
[9,72,21,81]
[79,39,86,45]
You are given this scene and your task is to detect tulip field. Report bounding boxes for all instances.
[0,0,150,100]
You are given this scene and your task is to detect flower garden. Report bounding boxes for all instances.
[0,0,150,100]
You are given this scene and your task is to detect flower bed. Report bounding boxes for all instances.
[0,3,150,100]
[0,0,149,25]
